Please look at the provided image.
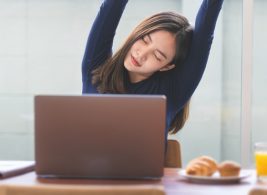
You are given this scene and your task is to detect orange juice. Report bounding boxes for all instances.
[255,152,267,176]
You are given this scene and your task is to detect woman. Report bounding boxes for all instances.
[82,0,224,139]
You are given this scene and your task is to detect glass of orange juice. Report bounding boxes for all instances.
[255,142,267,183]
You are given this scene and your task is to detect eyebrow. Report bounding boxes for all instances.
[147,34,168,60]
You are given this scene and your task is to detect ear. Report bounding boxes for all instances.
[159,64,175,72]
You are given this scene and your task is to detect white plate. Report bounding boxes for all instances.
[179,170,251,184]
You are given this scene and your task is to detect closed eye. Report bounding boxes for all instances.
[147,34,167,60]
[142,36,149,44]
[142,34,166,61]
[154,54,161,61]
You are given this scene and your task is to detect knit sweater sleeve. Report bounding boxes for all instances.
[167,0,224,111]
[82,0,128,93]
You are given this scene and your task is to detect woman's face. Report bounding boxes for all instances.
[124,30,176,83]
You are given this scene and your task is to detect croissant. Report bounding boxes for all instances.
[186,155,218,176]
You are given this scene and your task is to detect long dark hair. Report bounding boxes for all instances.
[92,12,193,133]
[169,100,190,134]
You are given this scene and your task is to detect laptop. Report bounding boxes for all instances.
[34,94,166,179]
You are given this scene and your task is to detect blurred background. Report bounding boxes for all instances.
[0,0,266,167]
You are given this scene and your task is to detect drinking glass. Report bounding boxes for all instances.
[255,142,267,183]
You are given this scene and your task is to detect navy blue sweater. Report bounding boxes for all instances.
[82,0,223,135]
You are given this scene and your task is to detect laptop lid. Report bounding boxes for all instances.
[34,94,166,179]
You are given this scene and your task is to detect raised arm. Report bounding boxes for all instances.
[82,0,128,93]
[169,0,224,111]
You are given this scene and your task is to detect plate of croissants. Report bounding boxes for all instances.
[179,155,251,184]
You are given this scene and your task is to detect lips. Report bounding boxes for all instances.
[130,55,141,67]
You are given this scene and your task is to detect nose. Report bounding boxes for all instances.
[136,47,149,62]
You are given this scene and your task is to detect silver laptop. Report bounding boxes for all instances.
[34,94,166,179]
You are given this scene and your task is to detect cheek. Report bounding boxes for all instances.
[155,61,170,70]
[124,52,130,65]
[145,59,163,70]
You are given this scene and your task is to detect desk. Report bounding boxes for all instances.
[0,168,265,195]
